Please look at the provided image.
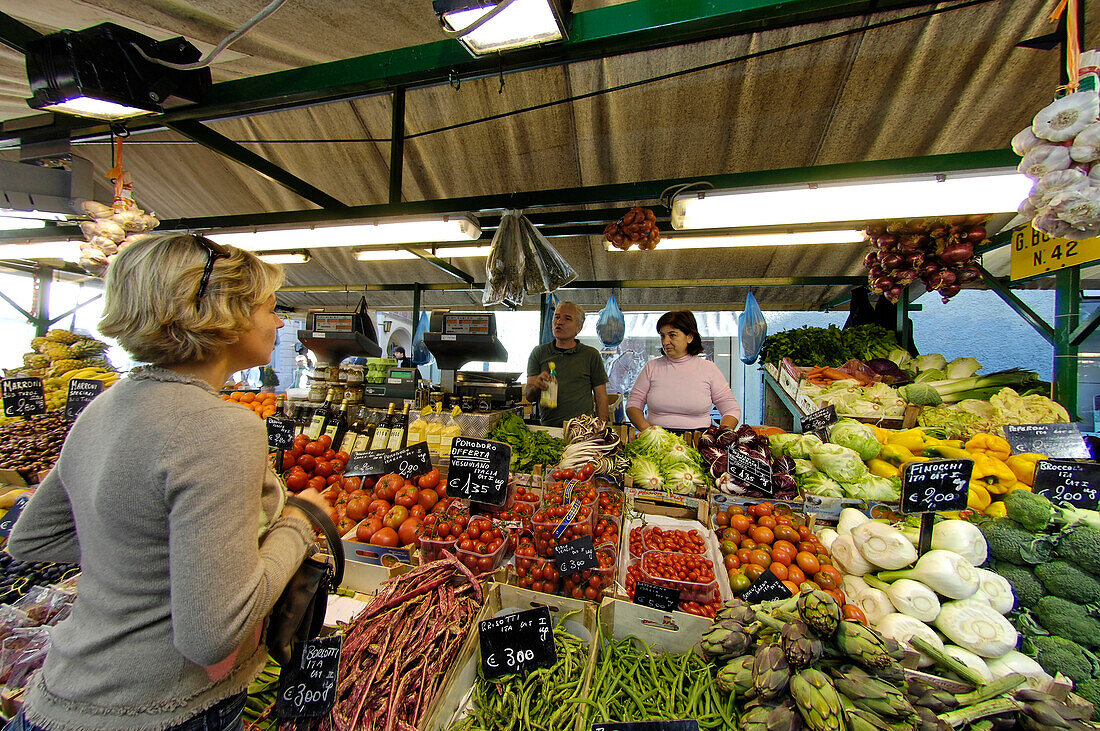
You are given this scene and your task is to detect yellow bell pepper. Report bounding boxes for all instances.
[868,459,901,479]
[869,425,892,445]
[971,453,1017,494]
[880,444,926,467]
[924,439,966,449]
[887,428,929,453]
[1005,453,1046,487]
[965,434,1012,461]
[922,445,973,461]
[968,481,992,512]
[984,501,1008,518]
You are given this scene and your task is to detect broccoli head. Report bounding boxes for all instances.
[1033,596,1100,649]
[1026,634,1100,684]
[979,518,1056,565]
[1005,490,1100,534]
[992,560,1044,609]
[1056,525,1100,576]
[1035,560,1100,605]
[1074,679,1100,721]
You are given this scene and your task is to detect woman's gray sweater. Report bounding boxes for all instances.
[7,367,314,730]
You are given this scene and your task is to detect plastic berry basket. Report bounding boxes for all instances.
[418,534,458,563]
[595,487,624,517]
[639,550,720,604]
[456,537,508,573]
[530,505,596,559]
[558,545,616,601]
[513,553,563,596]
[641,525,708,555]
[592,515,621,550]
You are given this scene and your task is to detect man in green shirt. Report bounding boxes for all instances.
[525,301,610,427]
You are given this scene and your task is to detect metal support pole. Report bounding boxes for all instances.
[389,88,406,205]
[539,294,550,343]
[31,265,50,337]
[896,285,910,349]
[412,282,421,341]
[1054,267,1081,418]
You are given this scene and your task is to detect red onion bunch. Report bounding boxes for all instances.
[862,216,986,304]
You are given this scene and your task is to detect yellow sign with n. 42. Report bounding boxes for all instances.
[1011,224,1100,281]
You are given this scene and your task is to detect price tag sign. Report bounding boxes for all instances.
[2,378,45,418]
[1010,223,1100,281]
[800,405,838,438]
[381,442,432,479]
[634,581,679,612]
[1034,460,1100,508]
[275,635,342,719]
[343,450,388,477]
[266,416,296,450]
[0,493,30,539]
[553,535,597,574]
[64,378,103,420]
[740,567,791,603]
[593,722,700,731]
[901,459,973,514]
[479,606,555,679]
[448,437,511,506]
[1003,423,1090,459]
[727,447,773,496]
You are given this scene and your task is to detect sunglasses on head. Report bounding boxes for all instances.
[194,237,231,308]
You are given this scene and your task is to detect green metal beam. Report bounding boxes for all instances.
[0,0,943,146]
[0,288,32,322]
[278,275,864,293]
[0,10,42,54]
[976,264,1056,345]
[1069,304,1100,346]
[1054,266,1081,417]
[165,120,348,209]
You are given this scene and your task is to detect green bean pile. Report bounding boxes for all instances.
[448,618,589,731]
[579,634,736,729]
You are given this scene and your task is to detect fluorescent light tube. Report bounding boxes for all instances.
[606,230,865,251]
[354,249,420,261]
[208,215,480,252]
[441,0,565,54]
[432,245,490,257]
[256,251,311,264]
[40,96,153,120]
[0,241,81,262]
[671,171,1033,229]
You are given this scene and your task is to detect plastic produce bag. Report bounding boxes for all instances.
[540,293,559,344]
[597,293,626,348]
[518,215,575,294]
[0,626,49,688]
[483,211,527,306]
[738,292,767,364]
[411,310,433,366]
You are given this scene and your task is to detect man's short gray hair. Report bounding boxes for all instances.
[555,301,585,321]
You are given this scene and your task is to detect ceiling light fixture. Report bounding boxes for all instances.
[432,244,490,257]
[256,250,311,264]
[207,214,481,252]
[605,229,866,251]
[434,0,570,55]
[25,23,211,120]
[354,249,420,262]
[671,170,1033,230]
[0,241,81,262]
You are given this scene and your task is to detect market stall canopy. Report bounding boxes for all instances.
[0,0,1096,310]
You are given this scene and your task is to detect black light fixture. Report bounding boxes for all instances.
[433,0,571,56]
[25,23,211,120]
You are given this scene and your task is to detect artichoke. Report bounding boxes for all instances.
[831,665,914,720]
[781,620,823,669]
[718,598,758,625]
[717,655,756,698]
[741,698,803,731]
[909,687,959,714]
[1016,689,1091,730]
[797,585,841,636]
[844,707,894,731]
[699,618,757,662]
[790,668,847,731]
[834,619,892,669]
[753,643,791,701]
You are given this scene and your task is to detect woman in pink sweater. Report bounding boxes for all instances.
[626,311,741,432]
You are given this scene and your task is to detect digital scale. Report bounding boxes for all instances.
[423,311,521,408]
[361,365,418,408]
[297,304,381,365]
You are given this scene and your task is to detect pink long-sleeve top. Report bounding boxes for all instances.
[626,355,742,430]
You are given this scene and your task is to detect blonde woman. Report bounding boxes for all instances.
[5,235,327,731]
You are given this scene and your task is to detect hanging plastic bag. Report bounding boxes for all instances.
[411,310,433,366]
[518,215,576,294]
[541,293,559,344]
[739,291,767,364]
[483,211,527,306]
[596,292,626,348]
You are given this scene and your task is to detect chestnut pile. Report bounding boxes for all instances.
[862,218,987,304]
[0,413,70,480]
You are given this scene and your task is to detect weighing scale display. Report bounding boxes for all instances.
[444,314,491,335]
[311,313,355,332]
[388,369,415,380]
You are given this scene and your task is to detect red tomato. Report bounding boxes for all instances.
[771,544,796,566]
[335,451,350,463]
[418,468,441,489]
[578,463,595,480]
[384,505,409,530]
[748,549,771,568]
[795,551,821,575]
[773,524,800,543]
[326,474,340,486]
[321,487,340,504]
[843,605,868,625]
[757,516,778,530]
[782,580,800,597]
[723,553,741,572]
[395,484,419,508]
[356,518,382,543]
[345,497,368,522]
[750,526,774,545]
[304,441,325,457]
[730,514,753,534]
[296,454,317,472]
[343,476,362,491]
[307,476,327,492]
[331,459,346,474]
[285,472,308,492]
[744,564,765,582]
[314,460,334,478]
[376,474,403,501]
[337,517,355,535]
[409,504,426,519]
[281,452,296,471]
[786,566,807,585]
[560,468,575,480]
[323,449,336,461]
[815,565,843,591]
[370,527,399,547]
[769,562,788,581]
[397,517,422,546]
[293,433,310,449]
[418,489,439,510]
[318,434,333,449]
[367,498,391,516]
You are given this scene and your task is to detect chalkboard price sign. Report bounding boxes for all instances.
[726,447,773,496]
[343,450,388,477]
[448,437,511,506]
[1034,460,1100,509]
[1004,423,1090,459]
[553,535,597,574]
[479,606,556,679]
[2,378,45,418]
[634,581,679,612]
[381,442,433,479]
[64,378,103,421]
[265,416,296,450]
[592,722,700,731]
[0,494,30,539]
[740,567,791,604]
[901,459,973,514]
[275,635,342,719]
[801,405,838,437]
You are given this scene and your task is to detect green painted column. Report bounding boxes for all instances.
[1054,267,1081,418]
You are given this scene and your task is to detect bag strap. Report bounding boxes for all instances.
[285,496,345,586]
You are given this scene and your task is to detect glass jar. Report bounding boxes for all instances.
[313,364,337,382]
[336,364,349,383]
[344,388,363,405]
[308,381,330,402]
[478,394,493,412]
[345,365,365,386]
[328,384,346,403]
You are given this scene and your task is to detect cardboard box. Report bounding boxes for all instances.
[625,486,708,524]
[598,596,712,654]
[617,512,733,605]
[418,583,599,731]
